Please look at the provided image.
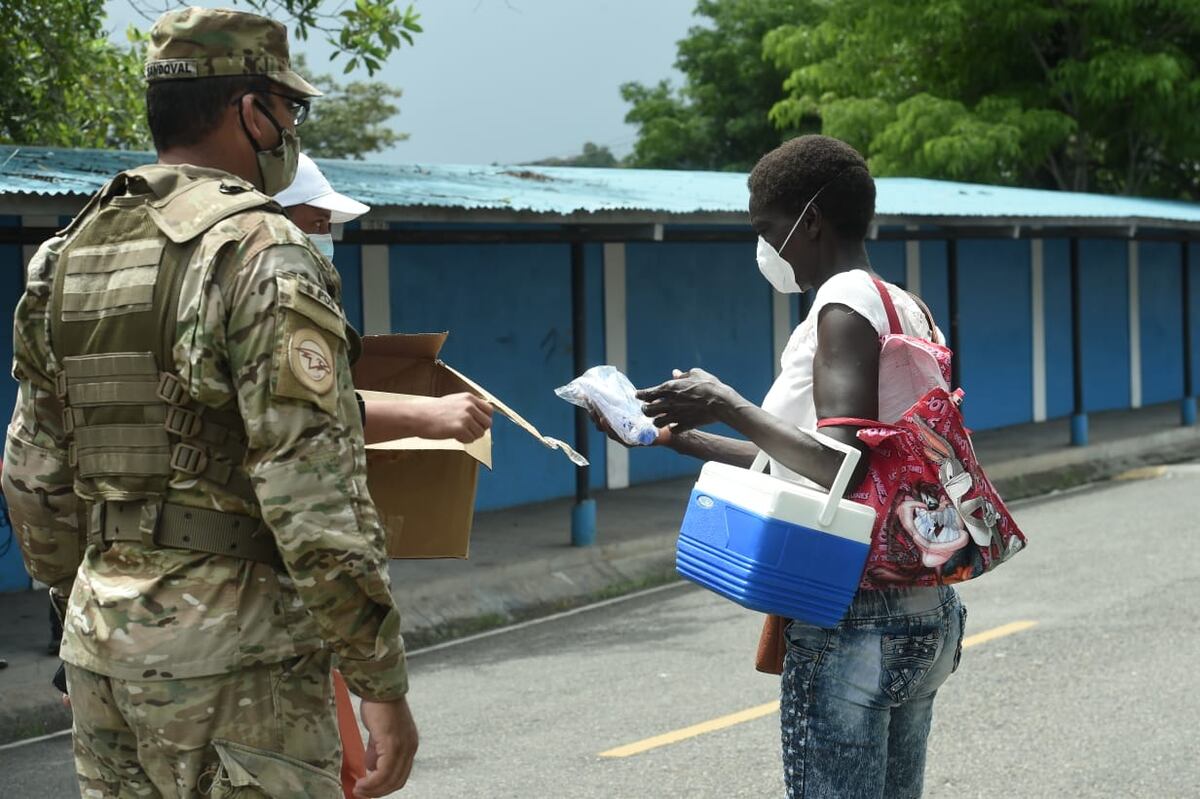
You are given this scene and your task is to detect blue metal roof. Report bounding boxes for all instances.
[3,144,1200,229]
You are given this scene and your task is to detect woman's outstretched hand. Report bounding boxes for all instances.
[587,407,672,447]
[637,368,736,432]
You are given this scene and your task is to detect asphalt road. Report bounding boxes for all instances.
[2,464,1197,798]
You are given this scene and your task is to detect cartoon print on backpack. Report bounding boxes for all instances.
[870,416,1018,585]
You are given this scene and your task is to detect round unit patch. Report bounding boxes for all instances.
[288,328,335,394]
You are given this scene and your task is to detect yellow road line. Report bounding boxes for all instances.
[599,701,782,758]
[599,619,1038,759]
[961,619,1037,648]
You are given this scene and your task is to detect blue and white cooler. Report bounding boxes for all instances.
[676,432,876,628]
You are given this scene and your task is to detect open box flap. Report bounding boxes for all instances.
[360,332,447,361]
[438,363,589,467]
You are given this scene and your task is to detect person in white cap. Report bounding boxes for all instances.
[276,154,493,799]
[274,153,369,261]
[275,154,495,447]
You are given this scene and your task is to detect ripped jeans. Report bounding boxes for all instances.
[780,586,965,799]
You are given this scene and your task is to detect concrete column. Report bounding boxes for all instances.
[1128,241,1142,409]
[360,244,391,335]
[1031,239,1047,422]
[905,226,921,296]
[603,242,630,490]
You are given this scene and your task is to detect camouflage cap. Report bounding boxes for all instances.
[145,6,321,97]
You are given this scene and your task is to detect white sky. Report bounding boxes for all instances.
[104,0,696,164]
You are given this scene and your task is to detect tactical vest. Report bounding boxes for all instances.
[48,167,285,565]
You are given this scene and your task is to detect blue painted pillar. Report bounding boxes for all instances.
[569,239,596,546]
[1070,238,1088,446]
[1182,241,1196,426]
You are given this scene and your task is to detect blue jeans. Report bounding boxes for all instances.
[780,586,965,798]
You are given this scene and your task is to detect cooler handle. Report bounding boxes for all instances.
[747,431,859,527]
[810,430,861,527]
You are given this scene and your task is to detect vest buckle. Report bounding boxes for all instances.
[157,372,189,407]
[170,442,208,475]
[164,405,202,439]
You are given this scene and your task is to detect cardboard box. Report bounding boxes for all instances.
[352,333,585,559]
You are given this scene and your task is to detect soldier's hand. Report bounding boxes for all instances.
[424,393,493,443]
[356,696,419,797]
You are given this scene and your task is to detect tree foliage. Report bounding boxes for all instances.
[2,1,416,156]
[626,0,1200,198]
[528,142,619,168]
[621,0,805,171]
[293,55,406,159]
[766,0,1200,195]
[0,0,150,149]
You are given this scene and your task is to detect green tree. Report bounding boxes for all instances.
[529,142,619,168]
[765,0,1200,196]
[621,0,807,171]
[293,55,406,159]
[1,1,150,149]
[1,0,421,150]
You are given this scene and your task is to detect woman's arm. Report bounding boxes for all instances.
[663,428,759,467]
[638,304,880,494]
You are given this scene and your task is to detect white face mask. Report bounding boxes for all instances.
[754,178,836,294]
[308,232,335,262]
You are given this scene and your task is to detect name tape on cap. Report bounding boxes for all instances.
[146,60,199,79]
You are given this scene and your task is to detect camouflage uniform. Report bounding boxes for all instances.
[3,9,403,798]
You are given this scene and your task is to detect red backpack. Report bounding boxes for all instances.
[818,279,1028,588]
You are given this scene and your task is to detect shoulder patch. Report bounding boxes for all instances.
[288,327,335,395]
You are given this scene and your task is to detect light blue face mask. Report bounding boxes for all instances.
[308,233,335,262]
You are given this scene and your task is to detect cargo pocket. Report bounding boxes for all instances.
[880,630,940,704]
[207,739,341,799]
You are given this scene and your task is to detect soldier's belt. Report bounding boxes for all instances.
[98,500,281,566]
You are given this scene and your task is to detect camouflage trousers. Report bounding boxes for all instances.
[65,650,343,798]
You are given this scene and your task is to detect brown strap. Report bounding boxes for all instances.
[100,500,279,565]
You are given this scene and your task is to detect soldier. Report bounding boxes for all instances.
[2,7,417,798]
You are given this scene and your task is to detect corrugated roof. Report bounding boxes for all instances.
[3,144,1200,229]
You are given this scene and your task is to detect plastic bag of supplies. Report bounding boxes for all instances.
[555,365,659,447]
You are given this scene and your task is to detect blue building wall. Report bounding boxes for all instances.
[919,240,950,328]
[1191,244,1200,390]
[625,242,774,484]
[866,240,905,286]
[1138,242,1185,406]
[1079,240,1132,412]
[1043,239,1075,419]
[385,241,605,511]
[956,240,1034,430]
[333,240,364,332]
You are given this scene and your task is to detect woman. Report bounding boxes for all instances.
[627,136,965,798]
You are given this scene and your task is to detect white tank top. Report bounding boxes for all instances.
[760,268,944,485]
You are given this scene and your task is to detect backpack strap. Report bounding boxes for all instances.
[870,277,903,335]
[817,416,882,428]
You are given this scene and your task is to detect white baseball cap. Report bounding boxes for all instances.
[273,153,370,223]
